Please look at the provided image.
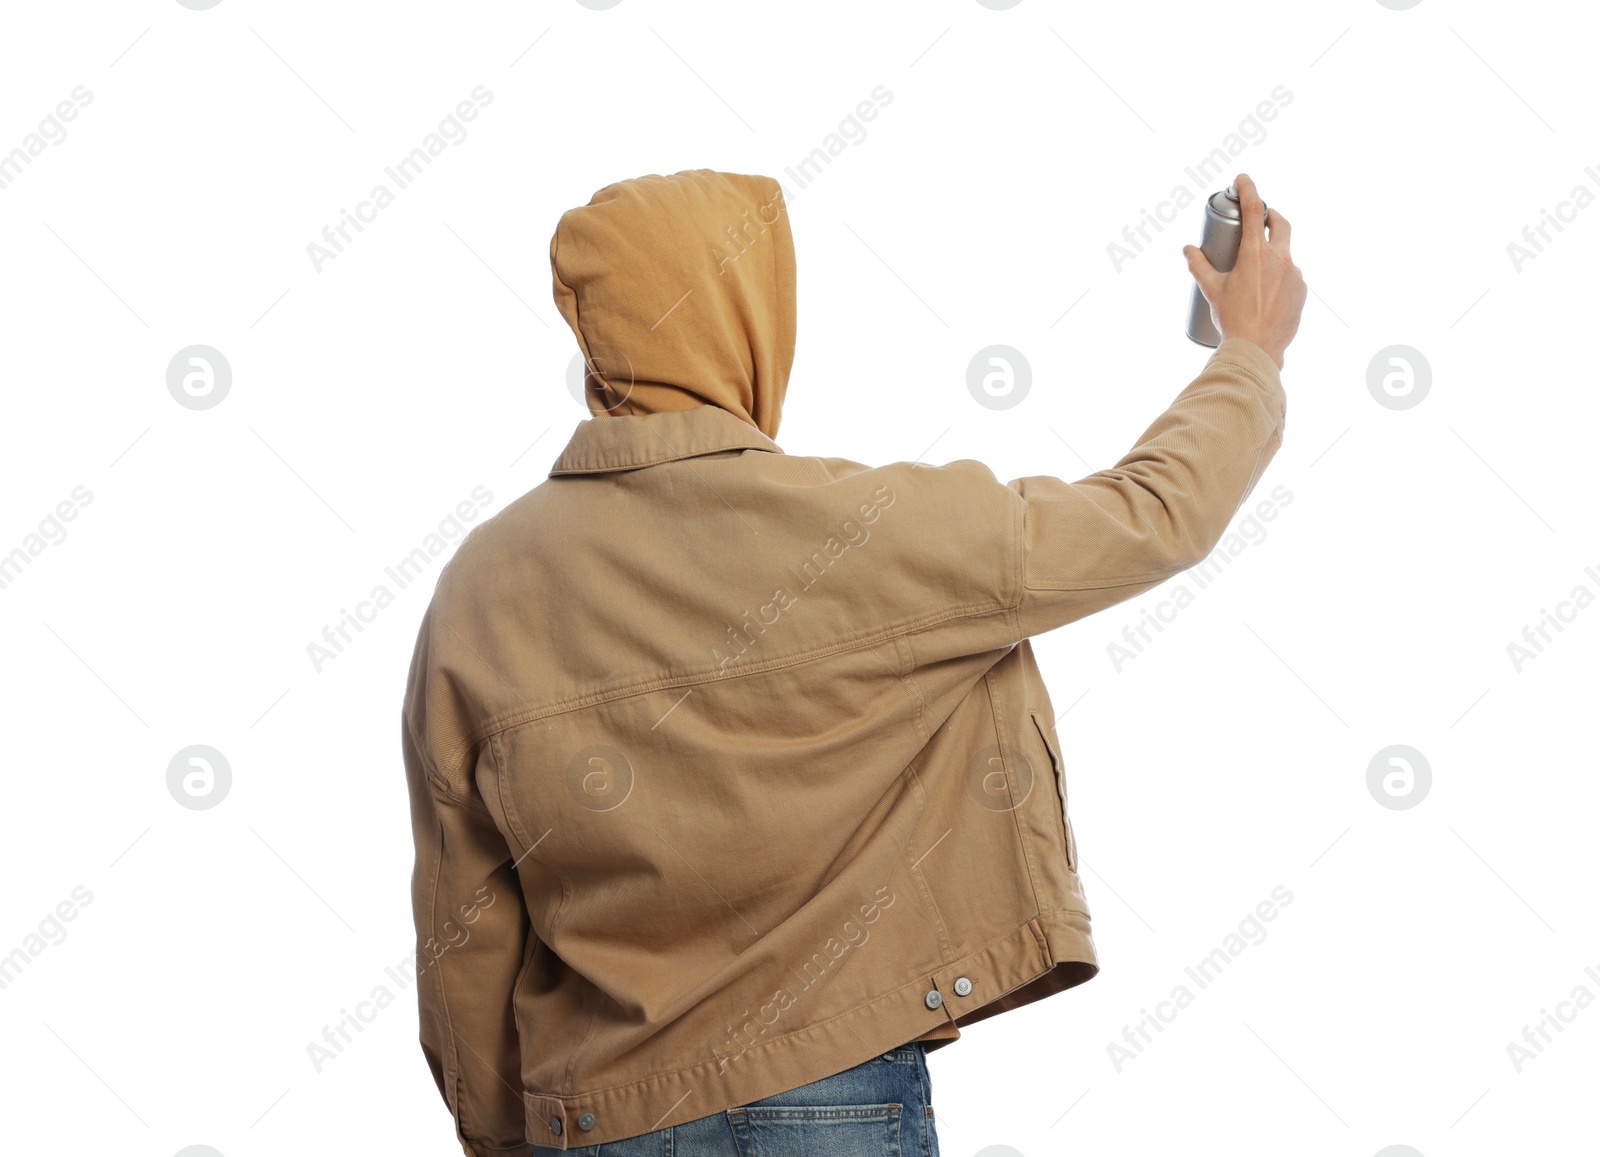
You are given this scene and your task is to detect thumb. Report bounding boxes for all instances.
[1183,244,1220,296]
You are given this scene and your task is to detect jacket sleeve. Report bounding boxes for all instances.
[1005,336,1287,639]
[403,656,535,1155]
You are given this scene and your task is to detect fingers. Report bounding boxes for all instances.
[1266,207,1292,259]
[1234,173,1266,256]
[1183,244,1221,298]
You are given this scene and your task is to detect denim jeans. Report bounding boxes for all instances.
[533,1040,942,1156]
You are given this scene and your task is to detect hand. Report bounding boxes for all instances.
[1183,173,1306,370]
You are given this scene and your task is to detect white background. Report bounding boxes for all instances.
[1,2,1595,1155]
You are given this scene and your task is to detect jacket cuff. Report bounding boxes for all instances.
[1209,335,1283,394]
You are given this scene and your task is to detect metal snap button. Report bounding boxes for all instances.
[549,1115,562,1135]
[954,976,973,997]
[924,988,943,1009]
[578,1111,596,1131]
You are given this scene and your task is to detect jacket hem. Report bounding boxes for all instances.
[456,1142,535,1157]
[521,907,1099,1148]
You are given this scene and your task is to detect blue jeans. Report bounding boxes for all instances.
[533,1041,942,1156]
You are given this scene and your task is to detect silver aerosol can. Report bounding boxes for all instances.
[1186,184,1266,348]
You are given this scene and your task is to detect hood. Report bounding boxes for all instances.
[550,169,796,441]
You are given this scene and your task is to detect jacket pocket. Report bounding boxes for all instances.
[1030,711,1077,872]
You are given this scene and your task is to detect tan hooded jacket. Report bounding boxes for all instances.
[402,169,1287,1153]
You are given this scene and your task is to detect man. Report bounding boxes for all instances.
[401,168,1305,1155]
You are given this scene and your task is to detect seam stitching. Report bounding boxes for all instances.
[440,600,1010,782]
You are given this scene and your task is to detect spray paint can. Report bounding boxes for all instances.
[1186,184,1267,348]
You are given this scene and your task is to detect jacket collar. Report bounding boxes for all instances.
[548,403,783,477]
